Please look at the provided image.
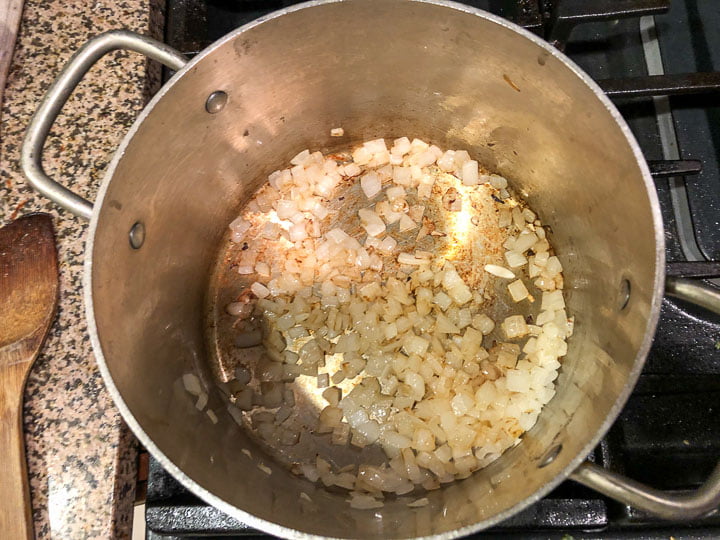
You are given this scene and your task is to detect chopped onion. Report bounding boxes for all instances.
[291,149,310,166]
[364,138,387,154]
[378,236,397,254]
[352,146,373,165]
[358,208,386,237]
[386,185,406,201]
[229,217,251,235]
[507,279,530,302]
[195,391,208,410]
[344,163,361,177]
[393,166,412,185]
[504,250,527,268]
[412,149,437,167]
[318,406,343,433]
[461,160,479,185]
[322,386,341,406]
[250,282,271,299]
[220,136,572,508]
[397,252,425,265]
[408,205,425,222]
[360,172,382,198]
[403,334,429,356]
[541,290,565,311]
[332,423,351,446]
[276,200,297,220]
[182,373,201,396]
[349,493,384,509]
[472,313,495,335]
[488,174,508,189]
[392,137,411,155]
[399,214,417,232]
[502,315,530,339]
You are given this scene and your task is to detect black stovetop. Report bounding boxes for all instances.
[146,1,720,538]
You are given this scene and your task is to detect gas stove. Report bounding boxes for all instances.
[145,1,720,537]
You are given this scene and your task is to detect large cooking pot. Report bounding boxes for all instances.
[22,0,720,537]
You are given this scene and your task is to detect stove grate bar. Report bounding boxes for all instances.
[666,261,720,279]
[648,160,702,179]
[505,0,544,34]
[599,72,720,99]
[546,0,669,50]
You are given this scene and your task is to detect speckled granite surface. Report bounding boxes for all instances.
[0,1,163,537]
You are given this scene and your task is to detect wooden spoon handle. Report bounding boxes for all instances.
[0,362,34,540]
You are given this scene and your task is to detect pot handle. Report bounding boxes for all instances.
[570,276,720,519]
[21,30,187,220]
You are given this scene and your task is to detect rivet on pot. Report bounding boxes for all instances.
[129,221,145,249]
[619,278,631,311]
[205,91,228,113]
[538,444,562,468]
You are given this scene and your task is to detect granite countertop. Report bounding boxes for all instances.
[0,0,162,537]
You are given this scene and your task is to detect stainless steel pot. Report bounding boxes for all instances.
[22,0,720,537]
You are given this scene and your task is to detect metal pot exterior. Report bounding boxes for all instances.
[84,1,663,537]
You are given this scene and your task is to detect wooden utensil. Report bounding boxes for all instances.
[0,0,24,114]
[0,213,59,540]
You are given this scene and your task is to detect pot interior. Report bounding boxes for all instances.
[89,1,662,537]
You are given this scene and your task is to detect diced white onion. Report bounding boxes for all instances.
[398,214,417,233]
[507,279,530,302]
[182,373,201,396]
[360,172,382,198]
[251,282,271,298]
[461,160,479,185]
[358,208,386,237]
[220,137,571,508]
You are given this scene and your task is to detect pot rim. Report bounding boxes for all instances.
[84,0,666,537]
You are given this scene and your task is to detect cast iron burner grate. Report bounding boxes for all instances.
[146,1,720,537]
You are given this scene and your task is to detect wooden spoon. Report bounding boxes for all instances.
[0,213,59,540]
